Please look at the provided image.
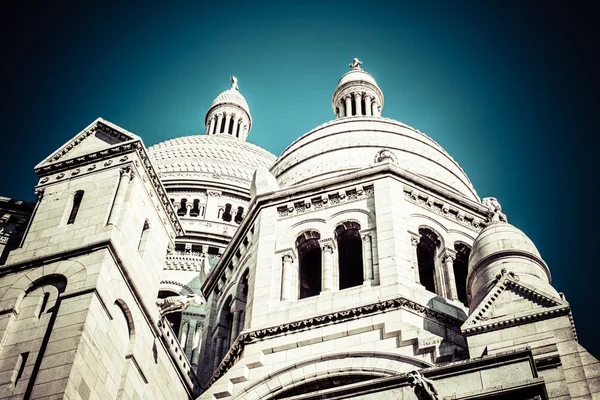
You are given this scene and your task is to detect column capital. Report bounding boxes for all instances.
[362,233,372,242]
[322,244,334,253]
[282,253,294,263]
[119,165,134,181]
[410,236,419,247]
[442,250,457,263]
[354,92,362,99]
[34,188,45,200]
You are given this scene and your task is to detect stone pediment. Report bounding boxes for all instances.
[462,272,570,335]
[35,118,141,170]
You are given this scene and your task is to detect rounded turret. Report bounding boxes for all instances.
[467,203,560,311]
[205,76,252,141]
[331,58,384,118]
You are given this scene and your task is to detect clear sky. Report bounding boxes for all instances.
[1,1,598,355]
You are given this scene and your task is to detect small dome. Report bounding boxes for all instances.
[467,221,558,311]
[469,222,542,268]
[336,69,379,90]
[332,58,384,118]
[204,77,253,140]
[209,89,250,115]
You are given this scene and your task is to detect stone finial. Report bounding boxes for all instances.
[230,76,238,90]
[482,197,505,223]
[349,58,363,71]
[156,293,206,317]
[406,370,441,400]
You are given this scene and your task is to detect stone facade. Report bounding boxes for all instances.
[0,61,598,399]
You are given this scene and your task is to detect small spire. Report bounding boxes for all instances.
[230,76,238,90]
[349,58,363,71]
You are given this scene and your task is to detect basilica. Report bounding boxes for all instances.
[0,60,597,400]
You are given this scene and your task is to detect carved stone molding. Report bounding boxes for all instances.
[209,295,463,384]
[277,185,374,218]
[404,188,483,232]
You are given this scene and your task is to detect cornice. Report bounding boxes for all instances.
[276,184,374,218]
[404,187,484,232]
[208,295,464,384]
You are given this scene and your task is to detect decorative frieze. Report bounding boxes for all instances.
[404,187,483,232]
[277,185,374,218]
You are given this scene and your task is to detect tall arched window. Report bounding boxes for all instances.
[454,243,471,306]
[190,199,201,217]
[177,199,187,216]
[336,222,363,290]
[234,207,244,224]
[67,190,84,224]
[417,227,440,294]
[296,231,322,299]
[222,203,232,222]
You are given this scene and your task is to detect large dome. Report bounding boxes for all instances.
[270,117,479,200]
[148,134,276,190]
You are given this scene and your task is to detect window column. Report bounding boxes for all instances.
[208,116,216,134]
[362,233,374,281]
[344,96,352,117]
[443,251,458,301]
[231,117,239,138]
[322,243,334,292]
[354,93,363,116]
[281,253,294,301]
[365,96,372,116]
[215,113,224,134]
[224,113,232,135]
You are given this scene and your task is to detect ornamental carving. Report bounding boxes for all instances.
[404,188,483,232]
[277,185,374,218]
[374,148,397,164]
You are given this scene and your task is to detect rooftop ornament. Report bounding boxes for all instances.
[230,76,238,90]
[349,57,363,71]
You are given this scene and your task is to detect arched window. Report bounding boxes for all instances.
[336,222,363,290]
[177,199,187,216]
[216,296,233,365]
[190,199,201,217]
[157,290,182,337]
[417,227,440,294]
[222,203,232,222]
[454,243,471,306]
[67,190,84,224]
[234,207,244,224]
[296,231,322,299]
[219,116,226,133]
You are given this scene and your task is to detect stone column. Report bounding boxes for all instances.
[212,336,224,371]
[372,101,380,116]
[208,116,216,135]
[107,166,134,226]
[322,244,334,292]
[443,252,458,301]
[339,101,345,118]
[191,321,202,367]
[365,96,372,116]
[230,309,241,347]
[344,96,352,117]
[231,117,239,138]
[354,93,363,116]
[179,320,190,352]
[215,113,224,134]
[411,236,420,283]
[224,113,232,135]
[362,234,373,281]
[281,253,293,301]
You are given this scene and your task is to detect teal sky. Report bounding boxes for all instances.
[1,1,598,355]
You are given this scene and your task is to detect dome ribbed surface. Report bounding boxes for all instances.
[210,89,250,113]
[148,134,275,182]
